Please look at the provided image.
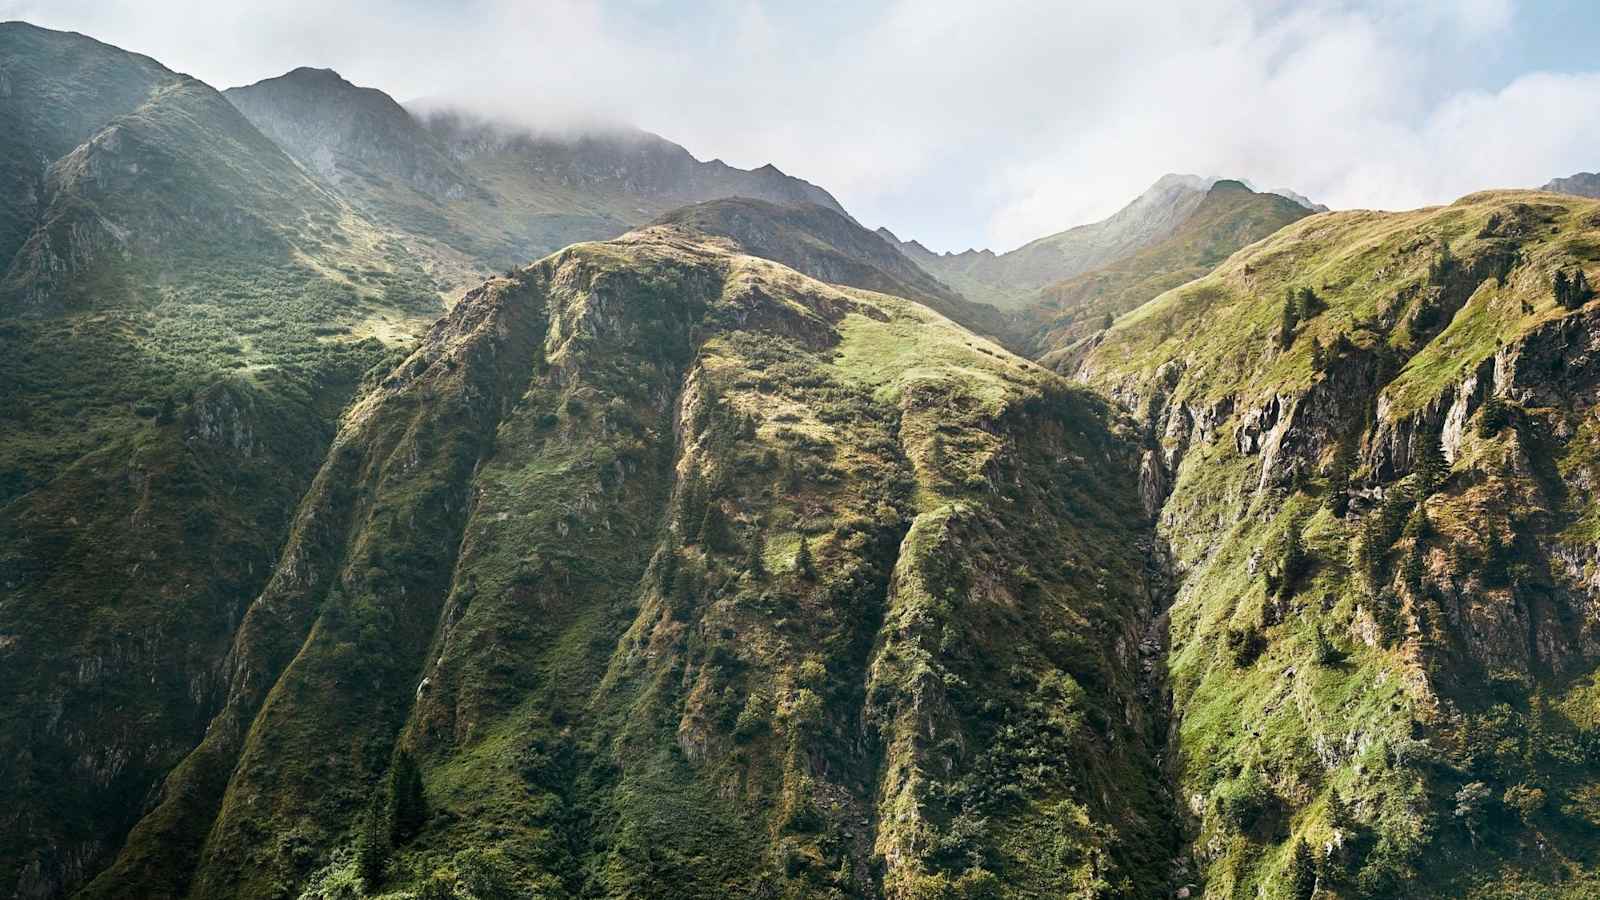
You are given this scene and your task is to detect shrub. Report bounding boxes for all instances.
[1225,625,1267,667]
[1214,772,1275,833]
[1503,783,1546,825]
[1313,624,1347,666]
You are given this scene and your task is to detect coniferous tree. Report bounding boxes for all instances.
[1414,427,1447,496]
[1326,438,1356,518]
[1289,838,1318,900]
[794,535,816,580]
[701,502,733,553]
[745,531,767,581]
[1478,395,1509,437]
[1402,542,1425,595]
[1327,789,1353,831]
[1278,518,1310,598]
[1313,623,1347,666]
[388,749,427,846]
[1483,523,1510,587]
[1278,290,1300,350]
[1574,268,1594,308]
[356,791,389,890]
[1100,311,1114,331]
[1554,269,1573,309]
[1296,286,1323,321]
[1309,337,1326,370]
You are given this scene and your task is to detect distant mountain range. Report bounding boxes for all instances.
[877,174,1325,310]
[1544,171,1600,198]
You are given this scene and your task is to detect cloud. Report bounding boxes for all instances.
[6,0,1599,252]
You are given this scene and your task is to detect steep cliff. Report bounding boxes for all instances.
[82,227,1177,899]
[1078,190,1600,897]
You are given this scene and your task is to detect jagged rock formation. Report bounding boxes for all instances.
[1077,190,1600,897]
[1543,172,1600,199]
[80,227,1177,899]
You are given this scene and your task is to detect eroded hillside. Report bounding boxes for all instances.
[81,227,1178,899]
[1078,190,1600,897]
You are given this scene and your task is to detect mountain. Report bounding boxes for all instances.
[79,224,1176,899]
[0,22,172,268]
[9,17,1600,900]
[1543,171,1600,199]
[654,198,1017,341]
[224,67,850,287]
[1075,189,1600,896]
[0,24,449,898]
[883,174,1269,310]
[1029,180,1312,359]
[1265,186,1330,212]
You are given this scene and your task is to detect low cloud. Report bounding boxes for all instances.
[9,0,1598,251]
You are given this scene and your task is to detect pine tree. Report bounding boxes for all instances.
[1278,518,1310,598]
[1296,286,1323,321]
[1327,789,1353,831]
[1309,337,1326,370]
[356,790,389,890]
[1554,269,1573,309]
[745,531,767,581]
[1326,438,1356,518]
[1483,523,1510,586]
[1100,311,1114,331]
[1574,268,1594,308]
[1478,395,1509,438]
[794,535,816,580]
[700,502,733,553]
[1414,427,1447,496]
[1402,542,1425,595]
[388,749,427,846]
[1289,837,1318,900]
[1278,290,1300,350]
[1313,623,1347,666]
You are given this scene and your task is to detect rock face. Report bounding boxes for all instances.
[1079,189,1600,897]
[1542,171,1600,199]
[80,227,1178,899]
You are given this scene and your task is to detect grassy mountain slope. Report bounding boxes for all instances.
[0,22,172,268]
[85,226,1178,900]
[224,67,851,290]
[654,198,1018,343]
[884,175,1225,310]
[0,28,447,899]
[1078,190,1600,897]
[1030,181,1310,359]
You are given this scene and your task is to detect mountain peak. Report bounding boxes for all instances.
[1543,171,1600,199]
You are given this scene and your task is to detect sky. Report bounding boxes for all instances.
[7,0,1600,253]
